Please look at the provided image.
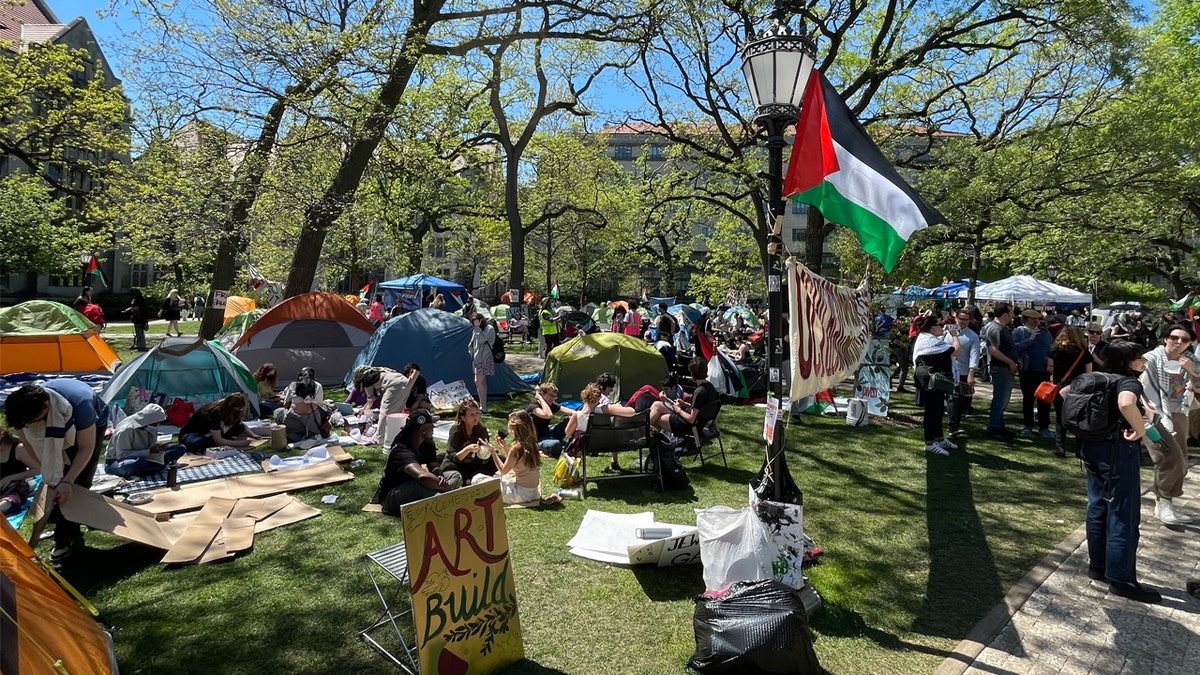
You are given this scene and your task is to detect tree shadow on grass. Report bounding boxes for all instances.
[912,440,1004,638]
[505,659,571,675]
[811,601,954,660]
[631,563,706,601]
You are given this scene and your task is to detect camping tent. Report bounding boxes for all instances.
[378,274,468,313]
[591,305,615,329]
[0,300,121,375]
[345,309,531,398]
[231,292,375,385]
[1,519,117,674]
[215,309,265,350]
[542,333,668,402]
[102,337,261,416]
[959,275,1091,305]
[222,296,257,324]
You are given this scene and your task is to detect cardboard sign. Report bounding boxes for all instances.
[627,530,701,567]
[401,481,524,675]
[211,290,229,310]
[427,380,474,410]
[855,339,892,416]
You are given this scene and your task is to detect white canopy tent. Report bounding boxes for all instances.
[957,275,1092,304]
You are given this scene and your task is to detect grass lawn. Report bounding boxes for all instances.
[27,358,1092,674]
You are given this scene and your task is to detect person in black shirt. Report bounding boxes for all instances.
[650,357,717,436]
[373,409,462,515]
[1065,340,1161,604]
[525,383,565,457]
[402,362,430,411]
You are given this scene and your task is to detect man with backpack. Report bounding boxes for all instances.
[1060,341,1162,604]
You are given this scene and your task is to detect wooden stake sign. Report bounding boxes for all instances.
[401,481,524,674]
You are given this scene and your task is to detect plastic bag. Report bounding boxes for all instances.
[553,453,581,488]
[695,506,777,593]
[688,579,822,674]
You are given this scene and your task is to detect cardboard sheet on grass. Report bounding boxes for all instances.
[134,461,353,514]
[400,480,524,674]
[567,510,699,566]
[45,486,320,564]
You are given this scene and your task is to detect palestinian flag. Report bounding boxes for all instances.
[550,281,559,299]
[86,255,106,287]
[784,72,946,273]
[359,281,373,301]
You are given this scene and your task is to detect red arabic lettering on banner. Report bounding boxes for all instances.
[787,258,872,401]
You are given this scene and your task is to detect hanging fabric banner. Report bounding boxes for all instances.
[786,258,872,401]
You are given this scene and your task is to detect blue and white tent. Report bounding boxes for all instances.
[378,274,468,313]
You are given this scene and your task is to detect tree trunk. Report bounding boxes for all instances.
[283,9,438,298]
[506,156,527,296]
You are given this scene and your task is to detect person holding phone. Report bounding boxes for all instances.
[943,310,981,438]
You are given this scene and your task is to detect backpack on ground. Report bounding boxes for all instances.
[1061,372,1125,441]
[490,330,506,363]
[645,433,690,491]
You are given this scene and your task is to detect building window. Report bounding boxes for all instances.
[791,201,808,214]
[647,145,664,160]
[430,238,447,259]
[791,229,805,243]
[613,145,633,160]
[130,263,151,287]
[438,267,453,278]
[49,274,74,288]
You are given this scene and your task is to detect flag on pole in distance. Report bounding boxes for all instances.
[551,281,559,299]
[783,71,947,273]
[359,281,373,301]
[246,262,268,290]
[86,255,107,287]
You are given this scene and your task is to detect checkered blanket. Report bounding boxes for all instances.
[105,453,265,494]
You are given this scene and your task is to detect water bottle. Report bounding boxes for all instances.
[556,488,581,500]
[1143,422,1162,442]
[166,462,179,488]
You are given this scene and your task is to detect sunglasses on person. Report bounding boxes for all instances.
[1167,335,1192,343]
[1088,330,1102,335]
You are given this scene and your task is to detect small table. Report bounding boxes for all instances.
[360,541,419,673]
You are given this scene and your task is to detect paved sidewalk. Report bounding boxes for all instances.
[938,461,1200,674]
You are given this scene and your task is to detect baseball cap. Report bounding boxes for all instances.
[1020,309,1042,319]
[409,409,435,427]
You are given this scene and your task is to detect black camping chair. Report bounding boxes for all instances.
[687,400,727,468]
[573,410,659,498]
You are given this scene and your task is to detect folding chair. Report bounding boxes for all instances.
[689,401,727,467]
[577,410,660,498]
[360,541,419,673]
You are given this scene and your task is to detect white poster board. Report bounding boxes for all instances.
[211,290,229,310]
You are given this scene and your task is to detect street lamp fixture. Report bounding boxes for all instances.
[1046,264,1059,282]
[740,8,817,503]
[80,251,92,288]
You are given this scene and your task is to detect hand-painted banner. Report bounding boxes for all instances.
[855,339,892,416]
[787,258,871,401]
[401,481,524,675]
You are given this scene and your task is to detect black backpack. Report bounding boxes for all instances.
[1061,372,1125,441]
[645,434,690,491]
[490,331,506,363]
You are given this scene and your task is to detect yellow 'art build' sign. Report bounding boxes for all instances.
[401,481,524,674]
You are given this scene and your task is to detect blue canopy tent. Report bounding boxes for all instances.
[344,309,531,399]
[929,279,982,298]
[378,274,468,313]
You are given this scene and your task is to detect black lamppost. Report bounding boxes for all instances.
[740,9,817,502]
[80,251,92,289]
[1046,264,1059,282]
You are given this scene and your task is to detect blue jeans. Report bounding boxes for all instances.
[105,445,188,478]
[1080,436,1141,584]
[987,368,1014,431]
[538,438,564,458]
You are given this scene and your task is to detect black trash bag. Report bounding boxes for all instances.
[687,579,821,674]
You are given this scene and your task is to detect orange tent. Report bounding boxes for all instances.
[1,518,116,674]
[231,292,376,385]
[221,295,257,325]
[0,300,120,375]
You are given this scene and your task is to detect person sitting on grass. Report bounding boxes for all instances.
[402,362,431,411]
[0,429,40,515]
[104,404,188,478]
[441,400,496,485]
[649,357,718,441]
[274,367,330,443]
[180,393,261,451]
[254,363,282,415]
[595,372,639,471]
[372,409,461,515]
[484,410,561,506]
[526,383,566,457]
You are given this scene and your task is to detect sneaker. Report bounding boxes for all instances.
[1053,446,1067,457]
[1020,426,1035,435]
[950,429,968,438]
[1087,567,1105,581]
[1039,428,1055,440]
[986,428,1015,441]
[1108,581,1162,604]
[936,438,959,451]
[924,443,950,456]
[1157,499,1192,525]
[49,538,82,563]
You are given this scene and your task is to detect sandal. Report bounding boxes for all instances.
[543,494,564,505]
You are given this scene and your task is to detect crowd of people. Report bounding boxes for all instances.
[886,299,1200,605]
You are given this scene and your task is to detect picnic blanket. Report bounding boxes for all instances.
[101,453,267,495]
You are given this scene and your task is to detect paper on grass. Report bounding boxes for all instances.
[268,446,333,472]
[566,510,698,566]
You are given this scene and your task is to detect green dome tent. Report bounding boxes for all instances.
[542,333,667,402]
